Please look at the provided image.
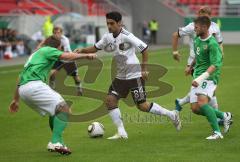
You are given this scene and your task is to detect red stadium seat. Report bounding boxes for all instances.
[0,0,65,15]
[189,0,198,5]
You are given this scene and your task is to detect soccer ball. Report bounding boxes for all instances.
[88,122,105,138]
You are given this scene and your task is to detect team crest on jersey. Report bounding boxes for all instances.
[119,42,132,51]
[203,45,208,50]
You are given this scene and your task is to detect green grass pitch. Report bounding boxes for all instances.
[0,45,239,162]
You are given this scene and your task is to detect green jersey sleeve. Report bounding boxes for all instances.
[209,42,222,68]
[44,47,63,61]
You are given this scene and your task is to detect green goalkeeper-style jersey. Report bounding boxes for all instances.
[19,46,63,86]
[193,35,222,85]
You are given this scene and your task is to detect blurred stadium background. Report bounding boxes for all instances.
[0,0,240,62]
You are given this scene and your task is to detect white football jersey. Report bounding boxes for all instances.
[178,21,223,65]
[60,35,73,63]
[95,28,148,80]
[61,35,72,52]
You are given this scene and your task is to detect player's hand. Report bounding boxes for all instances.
[185,66,192,76]
[192,80,199,87]
[86,53,97,60]
[74,48,82,53]
[173,51,181,62]
[141,71,149,80]
[9,100,19,113]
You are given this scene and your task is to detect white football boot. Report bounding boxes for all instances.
[223,112,233,133]
[172,110,182,131]
[206,132,223,140]
[47,142,71,155]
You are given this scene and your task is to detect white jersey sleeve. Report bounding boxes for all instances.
[213,24,223,43]
[61,35,72,52]
[95,34,109,50]
[127,33,148,53]
[178,22,195,37]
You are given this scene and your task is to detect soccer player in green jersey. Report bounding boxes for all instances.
[9,36,96,154]
[186,16,232,140]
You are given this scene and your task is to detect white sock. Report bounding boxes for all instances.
[109,108,127,136]
[149,103,175,120]
[209,96,218,109]
[178,93,190,106]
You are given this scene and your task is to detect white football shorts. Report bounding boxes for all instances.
[19,80,65,116]
[190,80,216,103]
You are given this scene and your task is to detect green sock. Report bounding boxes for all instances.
[212,108,224,119]
[49,116,54,131]
[199,104,221,133]
[51,112,68,144]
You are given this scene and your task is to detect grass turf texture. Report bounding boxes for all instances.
[0,45,239,162]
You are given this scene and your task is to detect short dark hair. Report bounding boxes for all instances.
[43,35,61,48]
[106,11,122,22]
[194,16,211,28]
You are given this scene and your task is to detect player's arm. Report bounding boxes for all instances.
[59,52,96,61]
[192,65,216,87]
[185,58,195,76]
[75,34,108,54]
[74,46,98,54]
[9,77,20,113]
[141,49,148,80]
[172,23,194,62]
[36,39,45,50]
[172,31,181,62]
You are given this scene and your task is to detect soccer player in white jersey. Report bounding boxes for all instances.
[75,11,181,139]
[49,27,83,96]
[172,6,223,115]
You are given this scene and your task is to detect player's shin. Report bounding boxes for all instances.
[148,103,175,120]
[49,116,54,131]
[213,108,224,119]
[108,108,127,136]
[199,104,221,133]
[74,76,83,95]
[51,111,69,144]
[178,93,190,106]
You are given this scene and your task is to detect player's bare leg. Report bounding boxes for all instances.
[137,101,181,131]
[73,75,83,96]
[106,95,128,140]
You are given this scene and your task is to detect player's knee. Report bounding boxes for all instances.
[55,102,70,122]
[197,95,209,107]
[55,101,70,114]
[105,95,118,110]
[191,103,200,114]
[137,102,150,112]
